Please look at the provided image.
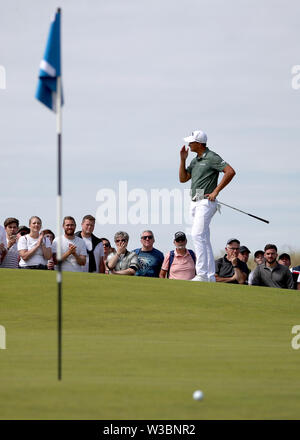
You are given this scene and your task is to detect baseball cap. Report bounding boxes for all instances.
[239,246,250,254]
[278,253,291,260]
[174,231,186,241]
[254,250,264,258]
[226,238,240,246]
[183,130,207,144]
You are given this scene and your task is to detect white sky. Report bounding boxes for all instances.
[1,0,300,258]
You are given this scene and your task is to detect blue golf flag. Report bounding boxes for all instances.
[36,9,63,112]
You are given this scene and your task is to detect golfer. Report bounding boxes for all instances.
[179,130,236,282]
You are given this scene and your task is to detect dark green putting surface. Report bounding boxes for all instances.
[1,269,300,419]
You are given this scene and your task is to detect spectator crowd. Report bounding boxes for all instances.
[1,215,299,290]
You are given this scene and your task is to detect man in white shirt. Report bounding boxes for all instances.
[75,214,104,273]
[52,216,87,272]
[0,217,19,269]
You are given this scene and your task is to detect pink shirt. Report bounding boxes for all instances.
[162,250,196,280]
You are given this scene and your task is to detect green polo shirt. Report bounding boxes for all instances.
[186,147,227,199]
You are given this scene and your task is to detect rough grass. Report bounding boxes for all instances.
[1,269,300,420]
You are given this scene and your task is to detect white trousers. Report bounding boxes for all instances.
[190,199,217,281]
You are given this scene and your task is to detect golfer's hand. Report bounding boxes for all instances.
[180,145,189,161]
[205,190,219,201]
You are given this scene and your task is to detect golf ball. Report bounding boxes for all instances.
[193,390,204,401]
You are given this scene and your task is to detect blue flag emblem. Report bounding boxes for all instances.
[35,10,63,111]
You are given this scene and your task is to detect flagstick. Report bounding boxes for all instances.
[56,74,63,381]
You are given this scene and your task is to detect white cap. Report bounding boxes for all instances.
[183,130,207,144]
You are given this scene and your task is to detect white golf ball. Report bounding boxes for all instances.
[193,390,204,401]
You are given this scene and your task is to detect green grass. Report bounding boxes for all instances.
[1,269,300,420]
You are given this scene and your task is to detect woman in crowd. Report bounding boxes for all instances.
[101,237,114,274]
[18,216,52,269]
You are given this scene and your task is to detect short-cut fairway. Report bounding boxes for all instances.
[1,269,300,420]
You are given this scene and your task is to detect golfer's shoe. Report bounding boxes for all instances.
[191,275,208,282]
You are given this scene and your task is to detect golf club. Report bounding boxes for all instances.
[216,200,270,224]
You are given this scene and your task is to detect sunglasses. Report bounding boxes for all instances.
[175,238,186,243]
[115,239,127,243]
[103,243,110,247]
[141,235,153,240]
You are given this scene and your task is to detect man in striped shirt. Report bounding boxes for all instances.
[0,217,20,269]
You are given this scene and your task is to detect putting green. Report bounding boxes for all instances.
[1,269,300,419]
